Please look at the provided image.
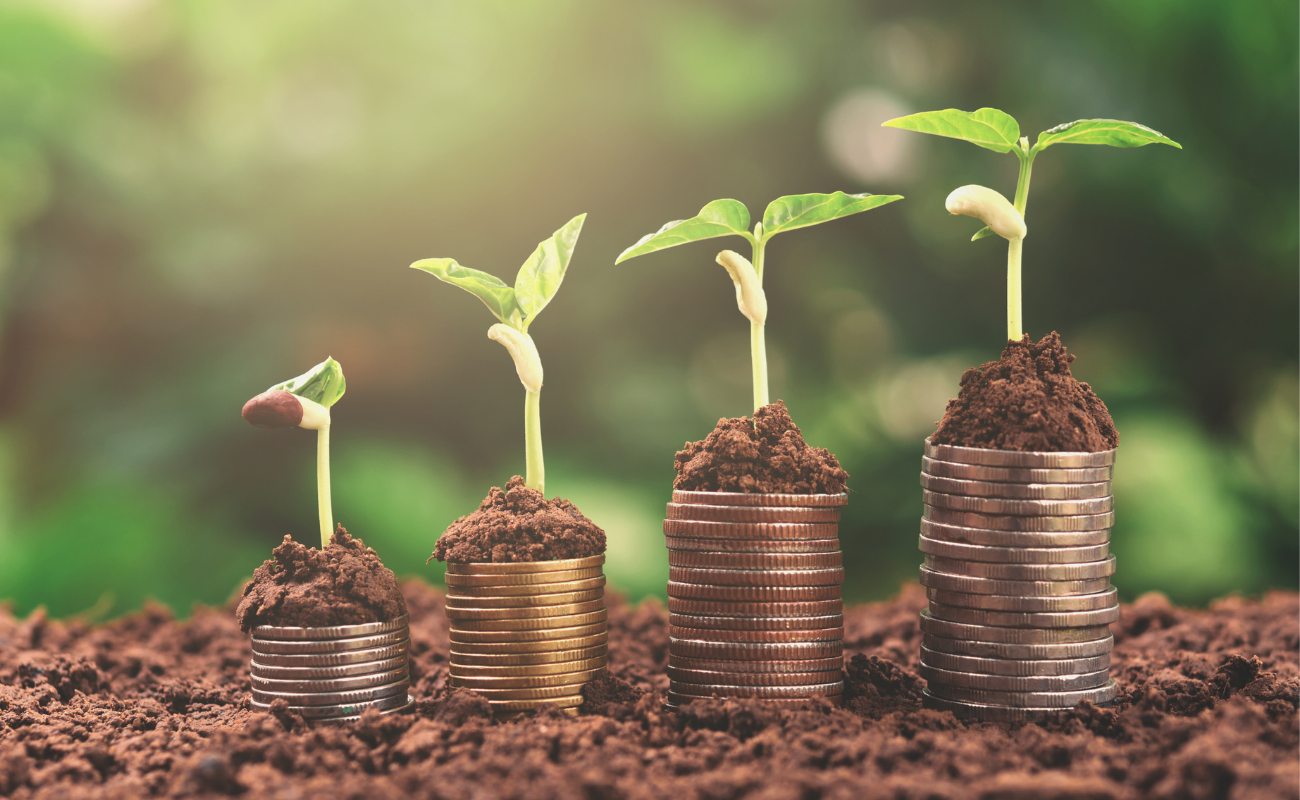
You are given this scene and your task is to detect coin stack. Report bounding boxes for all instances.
[444,554,608,719]
[917,439,1121,721]
[664,490,848,708]
[249,615,414,723]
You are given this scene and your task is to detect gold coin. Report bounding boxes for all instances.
[444,567,603,587]
[450,623,606,644]
[443,577,606,597]
[444,588,604,609]
[449,609,607,632]
[486,695,585,712]
[449,657,608,678]
[444,599,606,621]
[449,666,605,690]
[445,555,606,574]
[465,683,587,700]
[449,633,609,655]
[449,645,607,667]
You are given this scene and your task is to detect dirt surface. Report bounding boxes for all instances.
[234,528,407,631]
[432,476,606,564]
[932,332,1119,452]
[675,401,850,493]
[1,581,1294,799]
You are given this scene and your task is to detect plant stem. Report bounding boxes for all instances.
[1006,151,1035,341]
[317,423,333,549]
[524,389,544,495]
[750,237,769,412]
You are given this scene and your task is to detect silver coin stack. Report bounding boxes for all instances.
[249,614,414,723]
[917,439,1121,721]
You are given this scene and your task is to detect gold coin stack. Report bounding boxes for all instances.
[444,554,608,718]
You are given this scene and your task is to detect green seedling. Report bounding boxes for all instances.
[242,357,347,549]
[411,214,586,496]
[883,108,1180,341]
[617,192,902,412]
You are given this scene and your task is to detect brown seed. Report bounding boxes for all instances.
[443,567,604,587]
[668,613,843,631]
[449,666,604,690]
[666,504,841,523]
[242,389,303,429]
[668,551,843,570]
[666,598,843,617]
[669,638,843,660]
[667,582,841,602]
[448,657,607,678]
[667,625,844,643]
[449,623,606,644]
[668,567,844,587]
[449,645,608,667]
[444,555,605,574]
[664,537,841,553]
[663,520,839,539]
[444,599,606,621]
[449,609,607,632]
[668,655,842,674]
[444,588,604,609]
[671,491,848,508]
[666,667,843,686]
[442,576,606,598]
[449,633,609,655]
[667,680,843,698]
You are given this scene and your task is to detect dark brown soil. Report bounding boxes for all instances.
[234,527,407,631]
[932,332,1120,452]
[675,401,849,493]
[432,476,606,563]
[0,583,1294,799]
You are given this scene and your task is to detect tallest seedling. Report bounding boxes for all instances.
[883,109,1180,341]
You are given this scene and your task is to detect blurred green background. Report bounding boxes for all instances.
[0,0,1294,618]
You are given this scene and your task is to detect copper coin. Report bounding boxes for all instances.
[666,504,841,523]
[250,656,408,681]
[442,576,606,597]
[449,644,607,667]
[663,520,839,539]
[668,655,842,673]
[668,680,843,698]
[920,567,1112,597]
[251,632,408,656]
[668,567,844,587]
[449,656,607,678]
[664,537,841,553]
[484,695,585,712]
[920,473,1112,501]
[449,623,606,644]
[920,519,1109,548]
[449,632,609,655]
[445,599,606,621]
[919,611,1111,644]
[666,597,843,617]
[926,587,1118,613]
[919,646,1110,677]
[924,439,1116,469]
[672,491,848,507]
[445,555,605,574]
[922,633,1113,661]
[250,667,409,694]
[924,507,1115,532]
[667,625,844,643]
[462,683,587,701]
[444,568,603,588]
[249,692,412,720]
[669,613,843,631]
[449,666,604,690]
[666,694,842,708]
[449,609,607,632]
[251,615,410,641]
[921,690,1087,722]
[919,535,1109,565]
[923,489,1114,517]
[927,679,1119,708]
[926,602,1120,629]
[444,588,604,609]
[668,551,843,570]
[668,582,841,602]
[922,456,1113,485]
[923,555,1117,581]
[666,667,842,686]
[669,638,843,660]
[251,679,409,707]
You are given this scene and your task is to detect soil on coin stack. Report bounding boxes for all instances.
[932,332,1119,452]
[235,527,407,631]
[433,475,606,563]
[675,401,849,493]
[1,582,1294,798]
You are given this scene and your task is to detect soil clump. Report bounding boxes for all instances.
[675,401,849,493]
[432,475,606,563]
[932,332,1119,452]
[235,527,407,631]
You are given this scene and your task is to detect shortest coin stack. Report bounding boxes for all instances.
[249,615,414,723]
[444,555,608,719]
[918,439,1121,722]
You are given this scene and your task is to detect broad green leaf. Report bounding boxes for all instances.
[615,199,752,263]
[515,213,586,321]
[273,357,346,408]
[411,258,520,325]
[971,226,995,242]
[761,191,903,238]
[1033,119,1182,152]
[882,108,1022,154]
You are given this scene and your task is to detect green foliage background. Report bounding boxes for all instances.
[0,0,1294,618]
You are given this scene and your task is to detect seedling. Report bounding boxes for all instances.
[242,357,347,549]
[411,214,585,496]
[617,192,901,412]
[883,109,1180,341]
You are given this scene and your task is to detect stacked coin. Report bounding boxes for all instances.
[444,554,607,719]
[664,490,847,708]
[249,615,413,723]
[918,439,1121,721]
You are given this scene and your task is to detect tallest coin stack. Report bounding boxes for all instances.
[917,439,1121,721]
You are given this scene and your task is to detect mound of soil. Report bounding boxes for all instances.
[432,476,606,563]
[0,583,1294,799]
[675,401,849,493]
[234,527,407,631]
[933,332,1119,452]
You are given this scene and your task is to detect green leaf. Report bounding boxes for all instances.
[615,199,752,263]
[971,225,995,242]
[1033,119,1182,152]
[411,258,521,325]
[761,191,903,238]
[515,213,586,321]
[273,357,346,408]
[882,108,1022,154]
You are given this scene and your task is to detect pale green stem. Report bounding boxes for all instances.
[750,236,769,412]
[1006,151,1035,342]
[317,423,333,549]
[525,389,544,495]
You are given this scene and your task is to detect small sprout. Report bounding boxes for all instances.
[243,357,346,549]
[945,186,1026,241]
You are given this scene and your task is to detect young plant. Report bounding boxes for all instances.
[617,192,901,412]
[883,109,1181,341]
[242,358,347,549]
[411,214,585,496]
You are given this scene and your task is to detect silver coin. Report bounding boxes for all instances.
[671,491,848,508]
[921,690,1103,722]
[250,614,411,641]
[665,503,842,523]
[919,535,1110,565]
[251,679,410,707]
[668,655,844,674]
[250,656,408,681]
[309,695,415,724]
[669,638,843,660]
[920,664,1111,692]
[926,587,1118,613]
[920,473,1112,500]
[921,519,1109,547]
[923,555,1117,582]
[919,646,1110,677]
[249,691,411,720]
[251,667,409,694]
[668,613,844,631]
[920,567,1112,597]
[249,642,409,668]
[926,602,1120,629]
[922,490,1113,517]
[664,536,841,553]
[251,630,408,656]
[923,633,1113,660]
[919,611,1110,644]
[924,439,1116,469]
[927,679,1119,708]
[924,507,1115,532]
[922,457,1113,485]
